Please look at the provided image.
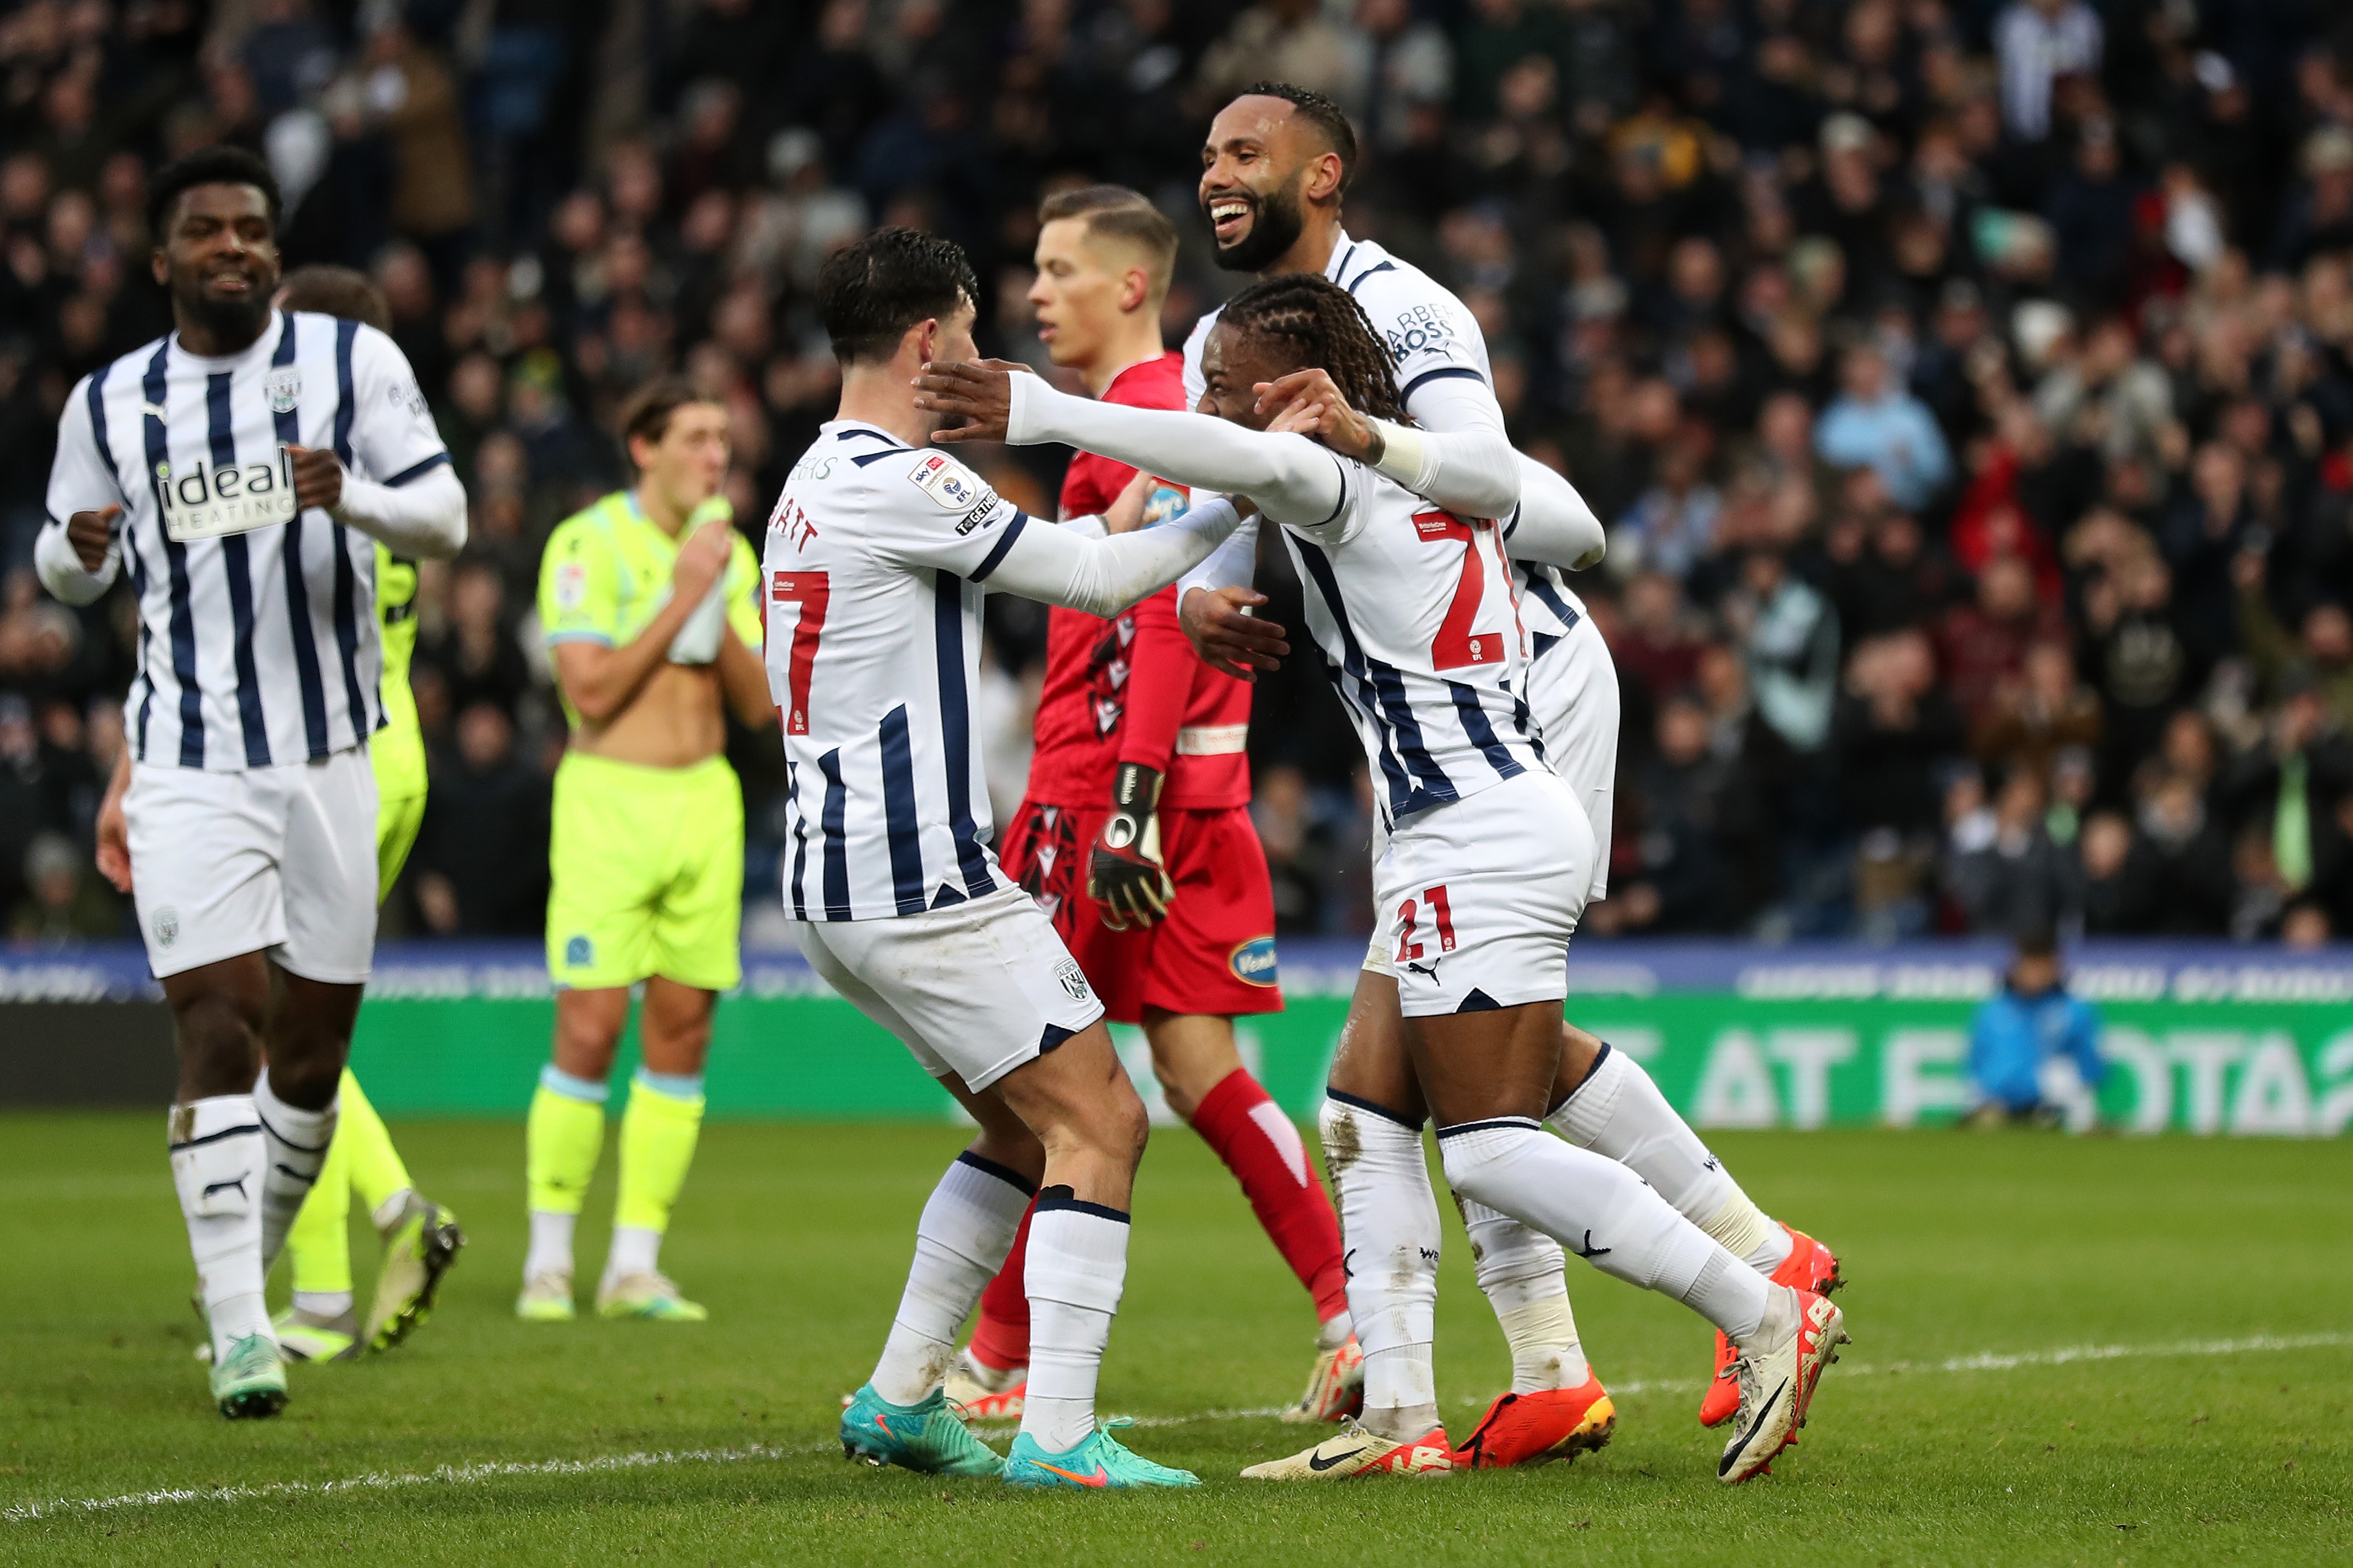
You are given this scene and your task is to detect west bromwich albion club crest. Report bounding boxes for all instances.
[266,367,303,414]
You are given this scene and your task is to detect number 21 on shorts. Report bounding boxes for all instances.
[1396,884,1457,963]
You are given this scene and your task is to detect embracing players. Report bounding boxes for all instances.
[942,186,1359,1426]
[1177,83,1845,1475]
[38,148,466,1417]
[919,269,1847,1488]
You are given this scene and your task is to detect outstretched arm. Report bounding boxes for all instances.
[966,497,1249,619]
[917,364,1344,528]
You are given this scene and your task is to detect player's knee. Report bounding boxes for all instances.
[171,993,262,1090]
[1435,1119,1531,1213]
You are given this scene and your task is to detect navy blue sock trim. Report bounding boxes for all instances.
[954,1150,1038,1198]
[1324,1087,1424,1131]
[1434,1115,1541,1140]
[167,1123,262,1151]
[1035,1185,1130,1225]
[254,1112,332,1155]
[1548,1040,1611,1118]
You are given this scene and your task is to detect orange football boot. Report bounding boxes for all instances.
[1699,1225,1844,1427]
[1451,1378,1617,1469]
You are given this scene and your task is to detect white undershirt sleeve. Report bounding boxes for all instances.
[1176,512,1261,601]
[34,515,119,606]
[980,497,1245,618]
[1374,372,1521,520]
[329,462,468,560]
[1503,456,1606,571]
[1006,375,1342,528]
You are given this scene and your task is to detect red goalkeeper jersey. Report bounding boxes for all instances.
[1022,351,1252,811]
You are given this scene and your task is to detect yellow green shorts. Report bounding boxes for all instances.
[546,751,745,993]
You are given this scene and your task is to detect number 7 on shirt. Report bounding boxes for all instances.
[768,571,828,735]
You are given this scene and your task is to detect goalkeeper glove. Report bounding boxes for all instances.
[1089,762,1175,929]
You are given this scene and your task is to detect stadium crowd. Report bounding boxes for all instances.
[3,0,2352,948]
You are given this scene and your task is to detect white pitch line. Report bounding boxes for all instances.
[9,1331,2348,1524]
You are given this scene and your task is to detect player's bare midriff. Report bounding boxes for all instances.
[568,661,728,770]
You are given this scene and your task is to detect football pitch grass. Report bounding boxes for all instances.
[3,1117,2346,1566]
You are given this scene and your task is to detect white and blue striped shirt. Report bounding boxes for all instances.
[762,426,1030,921]
[42,311,450,770]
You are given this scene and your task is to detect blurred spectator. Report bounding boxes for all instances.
[1815,343,1953,513]
[1948,768,2075,937]
[1965,928,2105,1131]
[1940,556,2069,724]
[10,831,116,942]
[411,703,550,936]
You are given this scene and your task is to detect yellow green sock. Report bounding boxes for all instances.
[527,1069,609,1218]
[336,1072,415,1224]
[614,1071,707,1238]
[286,1085,355,1298]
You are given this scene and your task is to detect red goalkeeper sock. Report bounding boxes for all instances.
[1191,1068,1349,1322]
[966,1196,1035,1371]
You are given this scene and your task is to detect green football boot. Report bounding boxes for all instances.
[211,1333,288,1419]
[515,1269,576,1322]
[840,1384,1004,1477]
[595,1271,707,1321]
[365,1193,466,1352]
[273,1305,358,1363]
[1003,1419,1200,1489]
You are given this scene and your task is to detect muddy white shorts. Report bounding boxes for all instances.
[1525,603,1618,905]
[791,884,1107,1093]
[125,746,380,983]
[1370,769,1594,1017]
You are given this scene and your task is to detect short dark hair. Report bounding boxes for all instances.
[816,228,978,365]
[276,264,391,332]
[619,375,724,462]
[147,146,283,243]
[2015,924,2060,961]
[1038,185,1178,301]
[1220,273,1403,422]
[1235,80,1359,193]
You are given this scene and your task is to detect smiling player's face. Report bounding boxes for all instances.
[1199,97,1313,272]
[155,181,280,349]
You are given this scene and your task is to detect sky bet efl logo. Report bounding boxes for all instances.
[155,444,300,544]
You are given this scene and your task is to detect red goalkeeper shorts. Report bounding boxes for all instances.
[998,800,1283,1024]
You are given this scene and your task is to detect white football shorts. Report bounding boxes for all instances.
[126,745,380,983]
[1525,610,1618,905]
[791,884,1107,1093]
[1371,768,1594,1018]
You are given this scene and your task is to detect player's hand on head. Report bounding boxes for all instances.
[1255,369,1381,463]
[1180,584,1288,682]
[66,504,120,572]
[913,360,1014,444]
[1105,469,1159,536]
[284,445,344,513]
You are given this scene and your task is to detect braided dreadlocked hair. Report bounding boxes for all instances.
[1219,273,1406,424]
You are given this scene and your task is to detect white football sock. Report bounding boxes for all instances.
[1462,1199,1585,1392]
[1438,1117,1769,1342]
[603,1225,662,1284]
[292,1289,353,1320]
[1550,1045,1791,1275]
[1320,1093,1441,1439]
[524,1210,577,1280]
[871,1152,1033,1407]
[254,1072,336,1274]
[168,1096,272,1361]
[1020,1193,1130,1453]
